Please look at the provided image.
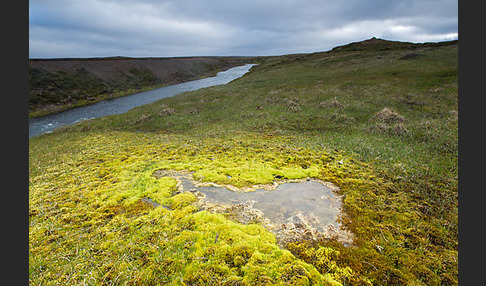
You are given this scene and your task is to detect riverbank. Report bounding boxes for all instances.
[29,56,257,118]
[29,38,458,285]
[29,64,256,138]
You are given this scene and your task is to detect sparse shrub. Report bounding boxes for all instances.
[187,108,198,114]
[134,114,152,124]
[448,110,458,121]
[284,97,301,112]
[371,107,407,124]
[289,105,301,112]
[264,96,280,103]
[370,122,409,137]
[391,123,409,136]
[160,107,176,116]
[319,97,345,108]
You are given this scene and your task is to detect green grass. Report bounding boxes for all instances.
[30,39,458,285]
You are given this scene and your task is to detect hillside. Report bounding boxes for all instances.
[29,56,254,118]
[29,38,458,285]
[330,36,458,52]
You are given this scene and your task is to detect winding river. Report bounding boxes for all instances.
[29,64,256,138]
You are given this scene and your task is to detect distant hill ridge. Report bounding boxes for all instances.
[29,56,250,84]
[331,37,458,52]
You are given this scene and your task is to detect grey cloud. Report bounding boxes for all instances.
[29,0,458,58]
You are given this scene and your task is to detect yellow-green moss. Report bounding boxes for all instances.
[29,131,353,285]
[169,192,197,209]
[29,130,457,285]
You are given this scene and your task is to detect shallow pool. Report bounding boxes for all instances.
[181,178,342,233]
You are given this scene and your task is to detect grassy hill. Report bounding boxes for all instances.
[29,38,458,285]
[29,56,254,118]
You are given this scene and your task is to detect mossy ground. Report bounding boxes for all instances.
[30,40,457,285]
[29,131,359,285]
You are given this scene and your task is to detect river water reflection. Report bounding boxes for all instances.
[29,64,256,138]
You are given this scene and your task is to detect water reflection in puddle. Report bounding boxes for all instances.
[180,178,342,233]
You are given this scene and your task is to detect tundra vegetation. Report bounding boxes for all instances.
[29,38,458,285]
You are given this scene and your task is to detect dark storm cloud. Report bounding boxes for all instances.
[29,0,458,58]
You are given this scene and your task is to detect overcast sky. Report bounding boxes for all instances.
[29,0,458,58]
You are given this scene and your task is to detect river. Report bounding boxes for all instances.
[29,64,256,138]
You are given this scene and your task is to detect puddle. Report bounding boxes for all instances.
[152,170,353,245]
[185,179,341,231]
